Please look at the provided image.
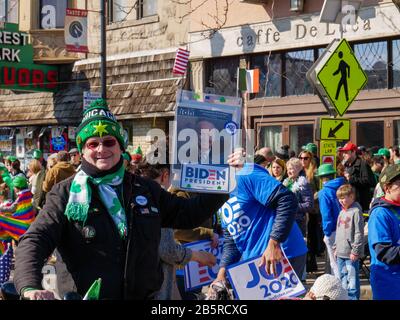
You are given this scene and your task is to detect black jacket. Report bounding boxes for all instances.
[14,172,228,300]
[346,157,375,211]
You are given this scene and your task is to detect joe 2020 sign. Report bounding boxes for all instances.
[226,253,305,300]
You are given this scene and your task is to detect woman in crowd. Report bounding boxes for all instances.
[27,159,42,195]
[283,158,314,238]
[298,150,323,272]
[390,145,400,165]
[268,158,287,182]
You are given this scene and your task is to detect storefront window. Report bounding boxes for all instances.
[259,125,282,153]
[0,128,13,156]
[252,54,281,98]
[285,49,314,96]
[393,40,400,88]
[0,0,18,23]
[138,0,157,18]
[356,121,384,149]
[110,0,131,22]
[394,120,400,147]
[354,41,388,90]
[206,57,240,97]
[289,124,314,156]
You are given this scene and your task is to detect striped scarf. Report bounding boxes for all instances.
[0,190,35,241]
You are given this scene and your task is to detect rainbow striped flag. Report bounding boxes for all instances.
[0,190,35,241]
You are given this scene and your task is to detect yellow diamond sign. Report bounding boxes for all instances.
[317,39,367,117]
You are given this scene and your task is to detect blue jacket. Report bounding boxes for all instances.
[318,177,346,237]
[219,164,307,267]
[368,198,400,299]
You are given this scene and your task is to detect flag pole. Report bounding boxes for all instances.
[236,67,239,98]
[100,0,107,99]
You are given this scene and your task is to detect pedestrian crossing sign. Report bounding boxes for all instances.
[317,38,367,116]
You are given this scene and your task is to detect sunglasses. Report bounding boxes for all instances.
[299,157,310,160]
[86,138,117,150]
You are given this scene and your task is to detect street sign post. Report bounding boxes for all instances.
[307,38,367,117]
[319,118,351,140]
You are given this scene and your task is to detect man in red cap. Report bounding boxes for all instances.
[339,141,376,211]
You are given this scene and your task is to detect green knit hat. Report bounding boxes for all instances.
[76,99,125,153]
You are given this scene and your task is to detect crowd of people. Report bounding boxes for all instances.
[0,98,400,301]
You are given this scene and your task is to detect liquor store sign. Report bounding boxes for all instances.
[0,23,58,92]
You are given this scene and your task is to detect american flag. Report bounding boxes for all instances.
[172,48,190,75]
[282,257,293,274]
[0,242,12,285]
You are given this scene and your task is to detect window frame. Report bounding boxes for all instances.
[0,0,19,23]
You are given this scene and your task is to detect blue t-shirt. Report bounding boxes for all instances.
[219,164,307,260]
[368,205,400,300]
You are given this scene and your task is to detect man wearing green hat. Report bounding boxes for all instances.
[368,164,400,299]
[317,163,346,278]
[373,148,391,169]
[14,98,230,300]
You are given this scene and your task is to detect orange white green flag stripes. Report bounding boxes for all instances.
[238,68,260,93]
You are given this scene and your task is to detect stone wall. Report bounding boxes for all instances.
[87,0,190,57]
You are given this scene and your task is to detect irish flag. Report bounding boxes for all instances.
[238,68,260,93]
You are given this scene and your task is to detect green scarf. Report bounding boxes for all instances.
[285,178,294,191]
[64,165,127,239]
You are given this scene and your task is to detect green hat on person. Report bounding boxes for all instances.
[303,143,318,155]
[374,148,390,158]
[8,156,17,163]
[316,163,336,177]
[75,99,125,153]
[12,176,28,189]
[379,164,400,189]
[33,149,43,160]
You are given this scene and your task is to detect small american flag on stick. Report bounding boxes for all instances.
[0,242,12,285]
[172,48,190,75]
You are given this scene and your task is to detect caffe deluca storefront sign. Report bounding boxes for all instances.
[0,23,58,92]
[189,2,400,58]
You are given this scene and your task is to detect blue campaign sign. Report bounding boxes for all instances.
[226,252,305,300]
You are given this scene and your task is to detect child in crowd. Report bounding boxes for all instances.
[0,177,35,241]
[334,184,364,300]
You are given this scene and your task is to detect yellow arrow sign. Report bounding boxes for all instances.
[317,39,367,116]
[320,118,351,141]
